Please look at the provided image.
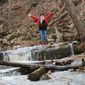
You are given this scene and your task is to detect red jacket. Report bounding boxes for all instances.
[31,13,54,29]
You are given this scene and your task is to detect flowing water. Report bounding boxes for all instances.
[2,45,44,61]
[0,71,85,85]
[69,43,74,56]
[0,42,83,85]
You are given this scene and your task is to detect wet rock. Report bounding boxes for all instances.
[32,41,83,60]
[32,43,71,60]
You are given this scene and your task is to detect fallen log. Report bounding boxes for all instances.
[45,60,85,71]
[0,61,40,69]
[0,55,85,77]
[0,54,84,68]
[0,60,44,74]
[57,54,85,62]
[28,67,48,81]
[28,58,85,81]
[53,59,74,65]
[0,59,85,80]
[0,58,74,69]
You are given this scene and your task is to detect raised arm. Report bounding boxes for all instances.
[45,13,54,20]
[28,14,39,21]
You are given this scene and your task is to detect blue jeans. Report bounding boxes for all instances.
[39,30,47,42]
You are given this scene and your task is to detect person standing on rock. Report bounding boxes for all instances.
[28,13,54,45]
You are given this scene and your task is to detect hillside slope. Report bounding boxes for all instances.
[0,0,85,50]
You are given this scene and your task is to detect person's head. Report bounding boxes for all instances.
[40,13,44,20]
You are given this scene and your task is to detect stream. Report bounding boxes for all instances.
[0,41,85,85]
[0,70,85,85]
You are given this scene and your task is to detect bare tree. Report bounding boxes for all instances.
[62,0,85,42]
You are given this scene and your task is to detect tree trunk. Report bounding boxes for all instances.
[8,0,12,32]
[0,57,84,70]
[62,0,85,42]
[0,61,41,68]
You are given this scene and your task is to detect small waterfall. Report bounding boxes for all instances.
[2,45,44,61]
[2,47,33,61]
[69,42,74,56]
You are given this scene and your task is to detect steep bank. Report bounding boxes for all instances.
[0,0,85,50]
